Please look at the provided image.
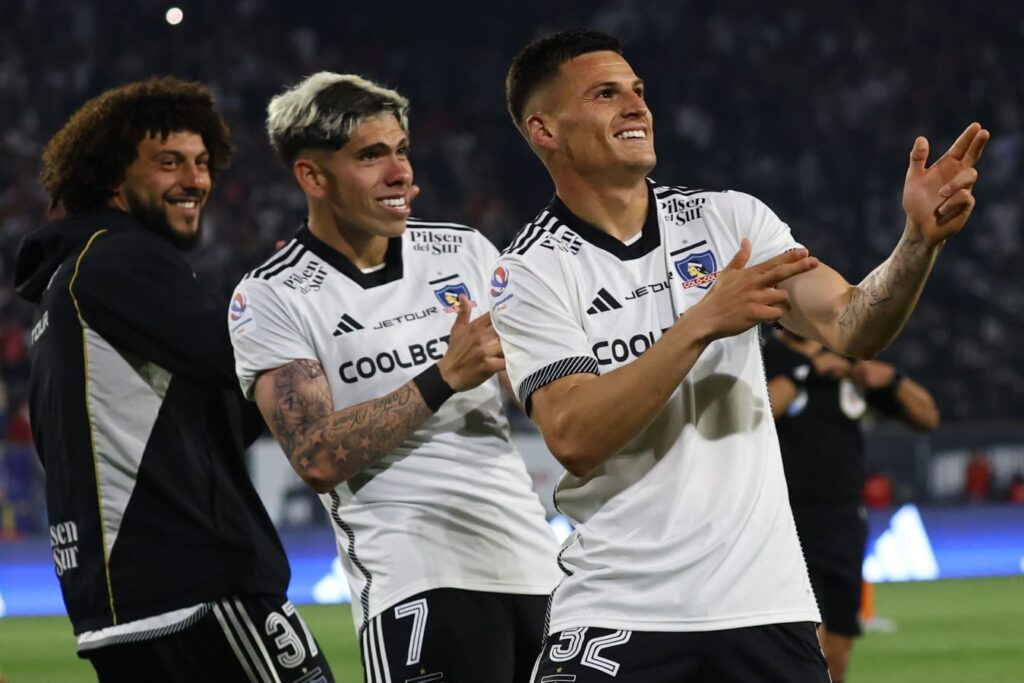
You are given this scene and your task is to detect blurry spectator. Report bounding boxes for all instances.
[964,450,992,502]
[1007,473,1024,504]
[863,470,894,508]
[0,0,1021,423]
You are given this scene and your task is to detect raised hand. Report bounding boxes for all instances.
[688,239,819,342]
[903,122,989,246]
[437,294,505,391]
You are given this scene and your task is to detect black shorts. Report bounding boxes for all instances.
[360,588,548,683]
[85,595,333,683]
[532,622,830,683]
[792,503,869,637]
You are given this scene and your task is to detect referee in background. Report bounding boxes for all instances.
[765,327,939,683]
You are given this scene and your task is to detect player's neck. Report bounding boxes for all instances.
[307,212,389,269]
[553,175,648,242]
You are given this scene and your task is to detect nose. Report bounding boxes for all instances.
[384,156,412,187]
[181,161,211,192]
[623,90,648,120]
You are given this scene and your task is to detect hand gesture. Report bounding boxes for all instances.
[812,350,852,379]
[849,359,897,389]
[903,123,989,246]
[688,240,818,342]
[437,295,505,391]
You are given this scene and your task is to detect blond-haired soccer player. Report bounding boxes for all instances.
[229,73,560,681]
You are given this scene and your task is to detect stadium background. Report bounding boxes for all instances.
[0,0,1022,680]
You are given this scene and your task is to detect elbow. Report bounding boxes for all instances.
[294,462,343,494]
[543,420,607,478]
[305,477,338,495]
[555,450,598,478]
[842,338,888,361]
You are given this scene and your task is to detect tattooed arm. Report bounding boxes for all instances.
[251,296,504,493]
[253,360,432,493]
[777,123,989,358]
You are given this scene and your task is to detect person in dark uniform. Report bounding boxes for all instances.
[14,77,333,683]
[765,327,939,683]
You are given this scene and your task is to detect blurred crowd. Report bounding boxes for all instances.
[0,0,1021,449]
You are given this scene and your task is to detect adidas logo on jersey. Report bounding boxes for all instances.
[586,288,623,315]
[332,314,364,337]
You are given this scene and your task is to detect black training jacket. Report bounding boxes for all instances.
[15,208,288,634]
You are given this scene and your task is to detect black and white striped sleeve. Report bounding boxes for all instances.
[489,252,599,411]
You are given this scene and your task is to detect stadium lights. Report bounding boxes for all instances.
[165,7,184,25]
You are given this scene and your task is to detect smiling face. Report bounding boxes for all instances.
[529,50,655,182]
[312,114,414,243]
[111,130,211,249]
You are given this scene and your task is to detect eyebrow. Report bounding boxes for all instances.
[585,78,645,94]
[153,150,209,160]
[354,138,409,156]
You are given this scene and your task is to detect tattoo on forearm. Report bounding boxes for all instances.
[837,236,928,334]
[837,266,895,331]
[269,359,432,486]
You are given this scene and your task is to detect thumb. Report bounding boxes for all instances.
[908,136,929,176]
[407,184,422,205]
[725,239,752,271]
[452,294,472,328]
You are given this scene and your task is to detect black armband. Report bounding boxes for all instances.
[413,364,455,413]
[866,370,905,417]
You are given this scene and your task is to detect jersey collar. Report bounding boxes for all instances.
[294,223,404,289]
[546,179,661,260]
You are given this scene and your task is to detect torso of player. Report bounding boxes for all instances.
[494,183,819,633]
[232,220,561,627]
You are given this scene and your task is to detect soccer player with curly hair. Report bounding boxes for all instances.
[16,77,334,682]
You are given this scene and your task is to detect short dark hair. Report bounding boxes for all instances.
[41,77,232,214]
[266,72,409,166]
[505,30,622,129]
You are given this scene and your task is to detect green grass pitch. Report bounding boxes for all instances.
[0,576,1021,682]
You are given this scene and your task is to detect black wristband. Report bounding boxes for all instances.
[413,364,455,413]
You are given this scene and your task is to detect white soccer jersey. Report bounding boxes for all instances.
[491,180,820,634]
[230,219,561,630]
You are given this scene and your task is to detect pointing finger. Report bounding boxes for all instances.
[753,247,809,274]
[963,127,990,168]
[725,239,752,271]
[452,294,472,327]
[761,256,820,286]
[944,122,982,161]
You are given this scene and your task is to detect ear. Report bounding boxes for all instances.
[106,179,129,212]
[293,158,326,199]
[526,113,558,152]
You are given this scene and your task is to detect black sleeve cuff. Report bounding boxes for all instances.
[413,363,456,413]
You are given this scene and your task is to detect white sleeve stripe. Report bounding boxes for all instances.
[518,356,600,405]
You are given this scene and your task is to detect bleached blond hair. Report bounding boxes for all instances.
[266,72,409,164]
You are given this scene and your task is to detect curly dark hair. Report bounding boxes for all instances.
[41,76,233,213]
